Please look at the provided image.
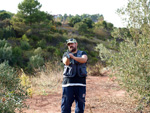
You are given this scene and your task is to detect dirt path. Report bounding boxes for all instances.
[24,76,135,113]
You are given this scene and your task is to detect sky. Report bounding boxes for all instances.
[0,0,128,27]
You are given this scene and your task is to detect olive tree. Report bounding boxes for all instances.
[96,0,150,112]
[0,61,28,113]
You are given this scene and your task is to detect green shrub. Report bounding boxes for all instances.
[41,51,51,60]
[69,16,81,27]
[93,28,108,40]
[3,26,16,39]
[53,33,61,38]
[22,34,29,42]
[28,55,44,69]
[96,37,150,111]
[34,47,43,55]
[54,48,61,58]
[55,21,62,26]
[30,35,40,41]
[0,39,12,63]
[20,40,31,50]
[37,39,46,49]
[89,51,98,57]
[45,34,53,42]
[107,22,114,30]
[88,57,98,65]
[23,50,34,58]
[0,28,4,39]
[82,18,93,28]
[47,46,56,53]
[0,61,28,112]
[50,26,57,32]
[74,22,88,34]
[11,46,23,66]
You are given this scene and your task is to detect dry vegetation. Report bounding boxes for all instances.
[87,62,105,76]
[29,62,63,95]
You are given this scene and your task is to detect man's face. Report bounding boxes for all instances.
[67,43,77,52]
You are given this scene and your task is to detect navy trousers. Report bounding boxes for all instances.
[61,86,86,113]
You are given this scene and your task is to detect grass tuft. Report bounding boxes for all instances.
[30,62,63,95]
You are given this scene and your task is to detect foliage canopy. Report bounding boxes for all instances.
[97,0,150,112]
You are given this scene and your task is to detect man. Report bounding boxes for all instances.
[61,38,88,113]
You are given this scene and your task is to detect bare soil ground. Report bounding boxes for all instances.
[23,76,136,113]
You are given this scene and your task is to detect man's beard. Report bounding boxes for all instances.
[69,47,76,52]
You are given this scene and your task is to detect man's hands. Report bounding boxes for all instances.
[66,53,70,59]
[69,53,74,59]
[62,52,72,65]
[69,53,88,64]
[63,52,88,65]
[63,52,70,59]
[62,57,70,65]
[63,53,74,60]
